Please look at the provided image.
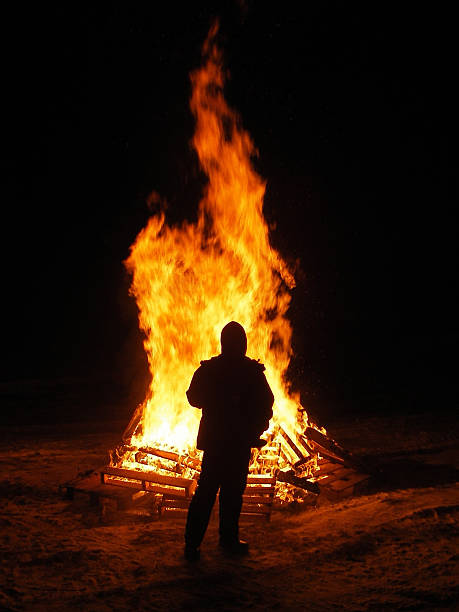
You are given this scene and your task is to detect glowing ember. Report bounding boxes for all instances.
[117,23,324,497]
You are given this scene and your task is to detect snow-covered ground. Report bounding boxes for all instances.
[1,412,458,610]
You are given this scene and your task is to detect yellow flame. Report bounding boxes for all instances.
[125,23,308,454]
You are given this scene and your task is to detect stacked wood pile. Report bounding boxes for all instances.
[61,421,370,518]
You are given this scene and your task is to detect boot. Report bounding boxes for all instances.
[184,545,201,562]
[219,539,249,555]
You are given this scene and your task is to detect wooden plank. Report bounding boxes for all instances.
[161,498,192,509]
[67,474,130,496]
[103,477,144,491]
[182,457,202,470]
[244,486,276,495]
[276,470,320,494]
[241,504,271,514]
[101,466,193,489]
[315,461,343,476]
[307,441,346,465]
[256,456,280,464]
[132,490,148,501]
[242,495,275,504]
[63,469,104,488]
[305,427,363,469]
[135,454,182,474]
[279,427,305,461]
[298,435,317,456]
[279,448,292,465]
[138,447,180,462]
[247,475,276,485]
[66,481,137,510]
[161,508,188,518]
[101,475,192,498]
[258,446,279,454]
[294,456,313,469]
[146,484,188,497]
[108,478,189,497]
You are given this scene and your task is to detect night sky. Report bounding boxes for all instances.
[4,3,456,421]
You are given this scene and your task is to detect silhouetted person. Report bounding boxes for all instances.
[184,321,274,561]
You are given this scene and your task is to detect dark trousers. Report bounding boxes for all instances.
[185,447,251,548]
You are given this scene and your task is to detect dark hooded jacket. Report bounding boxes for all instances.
[186,354,274,452]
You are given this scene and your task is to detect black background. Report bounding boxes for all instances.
[4,2,456,423]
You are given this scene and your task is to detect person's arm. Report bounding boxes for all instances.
[186,365,208,408]
[251,370,274,434]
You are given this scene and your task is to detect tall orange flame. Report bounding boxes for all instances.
[125,23,309,455]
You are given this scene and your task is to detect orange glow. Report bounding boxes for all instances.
[120,23,322,485]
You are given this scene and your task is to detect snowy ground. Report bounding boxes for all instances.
[0,411,458,611]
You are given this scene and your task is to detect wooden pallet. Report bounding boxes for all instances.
[243,474,277,519]
[62,438,369,518]
[63,463,276,520]
[61,470,145,511]
[315,459,370,500]
[160,474,277,521]
[100,465,197,498]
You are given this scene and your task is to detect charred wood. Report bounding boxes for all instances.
[294,455,314,469]
[306,427,348,456]
[276,470,320,494]
[134,452,183,474]
[181,456,202,471]
[310,446,346,465]
[122,404,144,441]
[279,426,306,461]
[138,447,180,462]
[297,434,317,457]
[305,427,366,471]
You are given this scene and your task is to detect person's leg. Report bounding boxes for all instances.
[185,451,220,551]
[218,448,251,546]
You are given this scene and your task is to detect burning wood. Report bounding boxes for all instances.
[276,470,320,495]
[135,452,182,474]
[101,466,197,498]
[103,420,369,512]
[279,426,309,463]
[305,427,366,471]
[138,447,180,462]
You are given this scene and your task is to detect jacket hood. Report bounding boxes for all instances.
[220,321,247,357]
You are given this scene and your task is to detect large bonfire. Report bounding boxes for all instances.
[113,23,328,500]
